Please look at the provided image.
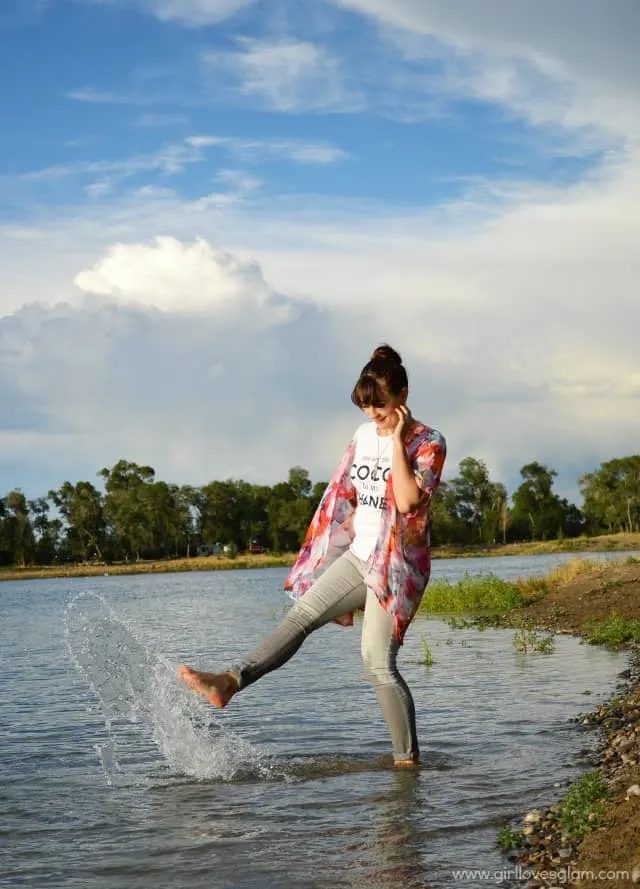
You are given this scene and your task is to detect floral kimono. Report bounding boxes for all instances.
[284,422,446,644]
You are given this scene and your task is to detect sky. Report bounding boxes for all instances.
[1,0,639,504]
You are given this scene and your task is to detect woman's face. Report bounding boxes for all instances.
[361,388,407,434]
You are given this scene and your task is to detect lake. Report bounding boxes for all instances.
[1,551,635,888]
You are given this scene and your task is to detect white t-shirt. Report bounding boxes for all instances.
[349,422,394,561]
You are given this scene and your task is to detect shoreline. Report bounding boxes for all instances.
[506,660,640,887]
[2,532,640,584]
[493,559,640,885]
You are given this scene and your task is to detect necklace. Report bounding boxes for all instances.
[373,434,392,477]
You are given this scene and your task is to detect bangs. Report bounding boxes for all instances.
[351,375,388,408]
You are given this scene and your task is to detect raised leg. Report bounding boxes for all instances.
[178,550,367,701]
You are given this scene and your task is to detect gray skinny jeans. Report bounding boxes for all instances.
[235,549,419,763]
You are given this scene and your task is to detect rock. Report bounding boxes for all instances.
[631,863,640,883]
[625,784,640,799]
[524,809,542,823]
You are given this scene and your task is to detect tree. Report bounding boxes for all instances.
[29,496,61,564]
[288,466,312,499]
[489,482,509,545]
[49,481,105,561]
[200,480,241,548]
[511,462,568,540]
[235,482,271,550]
[176,484,200,557]
[99,461,156,560]
[447,457,506,545]
[265,470,315,552]
[144,480,196,558]
[579,456,640,534]
[3,489,35,566]
[430,481,459,545]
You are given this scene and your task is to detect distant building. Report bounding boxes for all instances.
[197,543,224,556]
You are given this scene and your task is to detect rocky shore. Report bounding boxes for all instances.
[503,561,640,886]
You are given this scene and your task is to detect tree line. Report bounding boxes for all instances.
[1,456,639,567]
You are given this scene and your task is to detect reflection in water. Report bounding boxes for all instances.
[335,769,426,889]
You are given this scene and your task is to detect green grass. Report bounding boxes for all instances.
[497,825,523,853]
[512,625,555,654]
[432,531,640,560]
[419,636,434,667]
[406,634,435,668]
[583,613,640,649]
[559,771,609,840]
[420,573,525,615]
[446,615,476,630]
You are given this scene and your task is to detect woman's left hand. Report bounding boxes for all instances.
[393,404,412,444]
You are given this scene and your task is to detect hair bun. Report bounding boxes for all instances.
[370,344,402,366]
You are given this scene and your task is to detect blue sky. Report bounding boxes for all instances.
[1,0,639,502]
[4,1,600,208]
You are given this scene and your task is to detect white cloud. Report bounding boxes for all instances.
[186,134,349,164]
[86,181,113,198]
[0,226,47,241]
[73,236,294,319]
[2,141,640,500]
[0,248,350,495]
[329,0,640,141]
[214,168,262,193]
[82,0,255,27]
[18,143,201,184]
[7,134,347,202]
[67,86,159,106]
[144,0,254,25]
[202,38,363,113]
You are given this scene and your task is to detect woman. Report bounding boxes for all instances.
[179,345,446,766]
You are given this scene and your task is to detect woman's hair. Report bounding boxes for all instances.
[351,344,408,408]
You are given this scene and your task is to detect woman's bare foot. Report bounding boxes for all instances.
[177,665,239,708]
[394,756,420,768]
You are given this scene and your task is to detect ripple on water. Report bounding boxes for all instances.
[0,563,630,889]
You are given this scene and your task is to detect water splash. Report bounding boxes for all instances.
[64,592,270,783]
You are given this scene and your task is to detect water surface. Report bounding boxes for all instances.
[0,552,632,888]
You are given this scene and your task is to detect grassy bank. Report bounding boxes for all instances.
[431,530,640,559]
[418,557,615,618]
[0,552,296,583]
